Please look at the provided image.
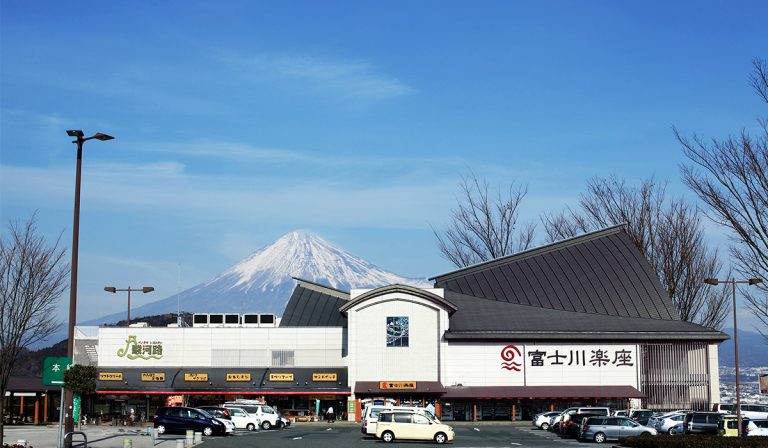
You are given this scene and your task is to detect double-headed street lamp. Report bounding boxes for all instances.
[704,277,763,437]
[64,130,113,447]
[104,286,155,325]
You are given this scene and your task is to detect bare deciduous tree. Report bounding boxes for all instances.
[542,176,730,329]
[1,215,68,441]
[433,173,536,268]
[677,57,768,338]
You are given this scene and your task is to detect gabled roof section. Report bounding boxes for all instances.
[432,225,680,321]
[340,284,458,315]
[279,279,349,327]
[444,291,727,342]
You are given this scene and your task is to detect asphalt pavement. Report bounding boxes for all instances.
[2,421,589,448]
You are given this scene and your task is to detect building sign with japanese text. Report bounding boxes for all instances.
[226,373,251,382]
[184,373,208,382]
[141,372,165,382]
[312,373,338,382]
[444,343,639,388]
[116,335,163,360]
[99,372,123,381]
[379,381,417,390]
[269,373,294,381]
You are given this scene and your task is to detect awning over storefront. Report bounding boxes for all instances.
[441,385,644,399]
[96,367,350,395]
[354,381,446,394]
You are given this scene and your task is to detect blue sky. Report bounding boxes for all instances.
[1,1,766,327]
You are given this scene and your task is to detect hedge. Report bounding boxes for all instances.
[619,434,768,448]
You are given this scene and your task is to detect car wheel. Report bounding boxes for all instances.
[262,421,272,430]
[668,428,675,435]
[381,431,394,443]
[434,432,447,444]
[203,427,213,437]
[541,422,549,430]
[155,424,166,434]
[641,431,651,436]
[594,432,606,444]
[246,423,255,431]
[277,420,284,428]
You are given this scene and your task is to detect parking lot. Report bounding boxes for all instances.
[203,422,588,448]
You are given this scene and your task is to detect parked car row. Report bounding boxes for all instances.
[533,407,768,443]
[153,399,292,436]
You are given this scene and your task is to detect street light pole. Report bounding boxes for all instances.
[104,286,155,326]
[64,130,113,447]
[704,277,763,438]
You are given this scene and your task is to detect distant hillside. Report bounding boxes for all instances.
[718,327,768,367]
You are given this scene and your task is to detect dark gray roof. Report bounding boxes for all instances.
[444,291,728,341]
[279,279,349,327]
[432,225,680,321]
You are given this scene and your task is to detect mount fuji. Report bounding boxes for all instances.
[85,231,431,325]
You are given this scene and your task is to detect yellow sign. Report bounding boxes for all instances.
[269,373,294,382]
[312,373,337,382]
[141,372,165,382]
[226,373,251,382]
[184,373,208,382]
[379,381,417,390]
[99,372,123,381]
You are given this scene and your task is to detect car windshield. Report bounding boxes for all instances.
[197,409,213,419]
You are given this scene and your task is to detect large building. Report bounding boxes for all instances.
[76,225,727,421]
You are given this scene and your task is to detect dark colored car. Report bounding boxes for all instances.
[196,406,232,420]
[629,410,657,426]
[154,406,227,436]
[560,412,606,437]
[683,412,721,435]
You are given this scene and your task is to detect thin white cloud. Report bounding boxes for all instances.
[215,52,413,102]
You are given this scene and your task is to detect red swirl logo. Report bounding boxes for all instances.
[500,344,522,371]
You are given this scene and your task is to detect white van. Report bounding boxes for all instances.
[223,401,281,430]
[361,405,427,436]
[714,403,768,420]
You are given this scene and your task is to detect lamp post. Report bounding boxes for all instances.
[104,286,155,325]
[64,130,113,446]
[704,277,763,437]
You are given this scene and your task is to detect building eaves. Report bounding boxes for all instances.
[339,284,458,315]
[292,277,350,300]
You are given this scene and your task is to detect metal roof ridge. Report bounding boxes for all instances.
[340,284,458,314]
[430,223,627,282]
[292,277,350,299]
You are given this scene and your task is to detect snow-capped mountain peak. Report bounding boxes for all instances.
[91,231,430,321]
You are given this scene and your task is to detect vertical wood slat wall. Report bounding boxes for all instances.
[640,343,711,411]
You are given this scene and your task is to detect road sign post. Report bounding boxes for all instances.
[43,356,73,387]
[43,356,72,448]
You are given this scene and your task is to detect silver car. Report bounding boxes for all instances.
[533,411,561,430]
[580,416,657,443]
[650,412,687,435]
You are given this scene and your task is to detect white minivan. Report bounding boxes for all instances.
[714,403,768,420]
[361,405,428,436]
[223,401,282,430]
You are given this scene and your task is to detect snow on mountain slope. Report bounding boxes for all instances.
[86,231,431,324]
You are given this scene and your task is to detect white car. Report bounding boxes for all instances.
[223,402,281,430]
[227,407,261,431]
[749,418,768,436]
[216,417,235,434]
[533,411,561,430]
[650,412,688,435]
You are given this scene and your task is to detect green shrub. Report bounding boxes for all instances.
[619,434,768,448]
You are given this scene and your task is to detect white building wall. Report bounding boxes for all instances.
[708,343,721,404]
[347,292,448,386]
[444,342,639,387]
[98,326,343,367]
